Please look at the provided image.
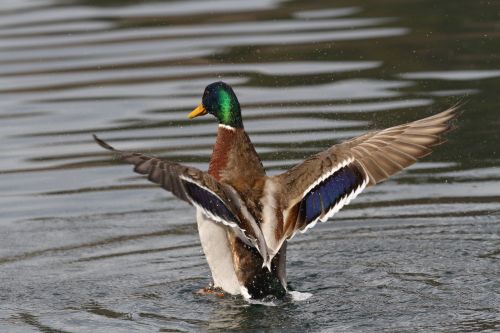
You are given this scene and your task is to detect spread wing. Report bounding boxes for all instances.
[93,135,268,260]
[274,107,458,240]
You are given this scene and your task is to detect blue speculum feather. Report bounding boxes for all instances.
[301,164,364,224]
[183,181,238,223]
[305,190,322,222]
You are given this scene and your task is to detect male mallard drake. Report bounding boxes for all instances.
[94,81,458,299]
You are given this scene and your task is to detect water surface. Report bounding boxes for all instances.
[1,0,499,332]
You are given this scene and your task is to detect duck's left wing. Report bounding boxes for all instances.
[273,107,458,240]
[93,135,268,259]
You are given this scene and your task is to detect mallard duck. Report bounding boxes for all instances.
[94,81,458,299]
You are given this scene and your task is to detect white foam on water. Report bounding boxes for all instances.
[245,299,277,307]
[289,290,313,301]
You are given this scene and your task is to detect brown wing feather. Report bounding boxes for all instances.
[93,135,269,260]
[93,134,203,203]
[276,106,459,211]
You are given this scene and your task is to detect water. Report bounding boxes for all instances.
[1,0,499,331]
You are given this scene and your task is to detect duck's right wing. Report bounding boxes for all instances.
[93,135,268,260]
[266,107,458,253]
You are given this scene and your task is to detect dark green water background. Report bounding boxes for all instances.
[0,0,499,332]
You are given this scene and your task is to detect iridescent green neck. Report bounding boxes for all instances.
[218,89,242,128]
[202,81,243,128]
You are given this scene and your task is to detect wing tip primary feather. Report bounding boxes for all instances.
[93,134,117,152]
[431,104,461,139]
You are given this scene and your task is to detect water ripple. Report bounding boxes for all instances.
[0,0,499,332]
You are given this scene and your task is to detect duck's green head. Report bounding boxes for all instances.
[188,81,243,128]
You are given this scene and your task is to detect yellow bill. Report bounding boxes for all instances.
[188,104,207,119]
